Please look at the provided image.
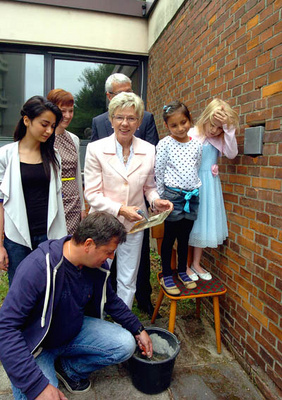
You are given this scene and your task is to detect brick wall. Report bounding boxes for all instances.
[147,0,281,398]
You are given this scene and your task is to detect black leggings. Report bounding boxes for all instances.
[161,218,194,277]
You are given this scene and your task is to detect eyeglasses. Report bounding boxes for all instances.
[113,115,139,123]
[108,89,134,96]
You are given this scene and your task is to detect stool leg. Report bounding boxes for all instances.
[196,298,201,318]
[168,300,177,333]
[213,296,221,354]
[151,289,164,323]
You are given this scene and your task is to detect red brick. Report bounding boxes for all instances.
[147,0,281,391]
[275,168,282,179]
[256,212,270,224]
[255,265,275,285]
[243,300,268,327]
[246,334,258,352]
[268,92,282,107]
[246,109,272,124]
[269,321,282,341]
[273,106,282,118]
[265,119,281,130]
[265,283,281,302]
[252,275,266,291]
[263,81,282,97]
[264,32,282,52]
[258,291,282,315]
[264,306,279,324]
[261,27,274,43]
[273,217,282,231]
[248,314,262,332]
[256,332,281,361]
[259,347,274,368]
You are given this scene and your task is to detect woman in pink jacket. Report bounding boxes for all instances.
[84,92,172,309]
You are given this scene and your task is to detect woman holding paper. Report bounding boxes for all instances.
[84,92,172,309]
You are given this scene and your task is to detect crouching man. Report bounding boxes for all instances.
[0,212,152,400]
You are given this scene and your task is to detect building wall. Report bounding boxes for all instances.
[148,0,185,49]
[0,1,148,55]
[147,0,281,398]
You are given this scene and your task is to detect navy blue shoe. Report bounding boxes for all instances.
[55,358,91,394]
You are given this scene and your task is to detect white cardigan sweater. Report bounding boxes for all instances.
[0,142,67,249]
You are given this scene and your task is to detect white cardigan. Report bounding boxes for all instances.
[0,142,67,249]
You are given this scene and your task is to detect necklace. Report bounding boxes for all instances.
[123,155,129,163]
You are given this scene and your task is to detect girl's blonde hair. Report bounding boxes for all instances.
[196,98,239,135]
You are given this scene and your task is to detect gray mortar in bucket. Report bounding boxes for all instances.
[129,327,181,394]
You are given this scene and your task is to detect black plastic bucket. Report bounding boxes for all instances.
[129,327,180,394]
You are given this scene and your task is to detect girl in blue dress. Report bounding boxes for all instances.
[187,99,239,281]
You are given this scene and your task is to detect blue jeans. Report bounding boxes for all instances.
[4,234,47,286]
[12,316,136,399]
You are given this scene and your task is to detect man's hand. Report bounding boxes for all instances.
[135,330,153,359]
[35,384,68,400]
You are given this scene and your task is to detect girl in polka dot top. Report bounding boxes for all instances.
[155,101,202,296]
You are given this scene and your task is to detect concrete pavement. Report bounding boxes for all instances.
[0,315,267,400]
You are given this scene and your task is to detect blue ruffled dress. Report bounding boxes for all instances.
[189,141,228,248]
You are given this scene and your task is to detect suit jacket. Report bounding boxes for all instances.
[84,134,160,232]
[91,110,159,145]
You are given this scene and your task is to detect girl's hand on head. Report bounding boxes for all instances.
[213,106,228,127]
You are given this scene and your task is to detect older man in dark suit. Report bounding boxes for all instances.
[91,75,158,145]
[91,73,159,317]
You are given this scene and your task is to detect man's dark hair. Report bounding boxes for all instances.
[73,212,127,247]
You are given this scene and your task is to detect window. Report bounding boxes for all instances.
[0,52,44,137]
[0,46,146,142]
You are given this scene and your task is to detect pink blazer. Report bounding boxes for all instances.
[84,134,160,232]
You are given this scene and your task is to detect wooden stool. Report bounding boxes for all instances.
[151,272,227,353]
[150,224,227,354]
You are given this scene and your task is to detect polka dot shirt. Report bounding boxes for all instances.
[155,135,202,197]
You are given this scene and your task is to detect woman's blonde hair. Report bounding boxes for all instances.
[196,98,239,134]
[108,92,144,123]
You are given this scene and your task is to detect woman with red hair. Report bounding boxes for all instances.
[47,89,86,234]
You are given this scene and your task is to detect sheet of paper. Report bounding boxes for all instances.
[128,209,171,234]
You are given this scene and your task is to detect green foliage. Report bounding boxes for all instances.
[69,63,115,138]
[0,272,8,307]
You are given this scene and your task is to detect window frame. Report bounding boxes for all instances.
[0,43,149,143]
[0,43,149,102]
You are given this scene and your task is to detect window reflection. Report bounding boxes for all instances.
[0,52,43,137]
[0,52,139,141]
[54,60,138,140]
[55,60,115,139]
